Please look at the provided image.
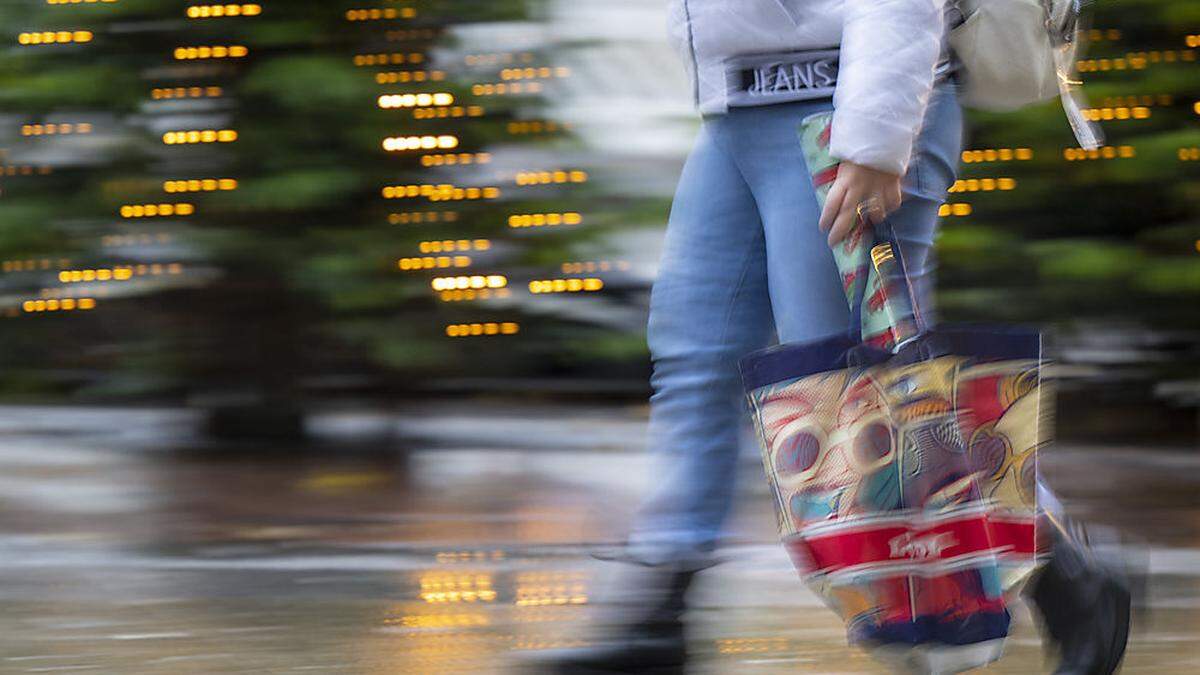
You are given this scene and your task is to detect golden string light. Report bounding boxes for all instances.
[152,86,223,99]
[388,210,459,224]
[1176,147,1200,161]
[506,120,568,135]
[1077,57,1137,72]
[431,275,507,291]
[378,92,454,108]
[398,256,471,270]
[412,106,484,120]
[375,69,445,84]
[438,288,511,302]
[22,298,96,313]
[186,4,261,18]
[419,240,491,253]
[947,178,1016,193]
[515,170,588,186]
[1077,49,1195,73]
[353,52,424,66]
[119,203,195,218]
[1099,94,1172,108]
[1062,145,1136,161]
[143,259,191,275]
[21,123,92,136]
[500,66,571,81]
[382,134,459,151]
[420,153,491,167]
[961,148,1033,163]
[58,267,134,282]
[507,212,582,228]
[346,7,416,20]
[381,183,500,202]
[1079,106,1151,121]
[471,82,543,96]
[445,323,519,338]
[57,263,181,281]
[528,278,604,294]
[470,65,572,96]
[164,178,237,193]
[162,129,238,144]
[2,258,69,273]
[18,30,93,45]
[1086,28,1122,42]
[173,45,248,60]
[937,203,973,217]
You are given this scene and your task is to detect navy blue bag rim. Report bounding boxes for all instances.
[739,216,1044,390]
[739,324,1043,392]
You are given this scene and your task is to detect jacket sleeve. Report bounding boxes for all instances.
[830,0,947,176]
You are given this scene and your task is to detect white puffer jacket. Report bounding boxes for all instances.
[667,0,948,175]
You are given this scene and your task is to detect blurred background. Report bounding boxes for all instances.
[0,1,1197,673]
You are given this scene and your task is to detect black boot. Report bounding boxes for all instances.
[518,565,695,674]
[1027,526,1132,675]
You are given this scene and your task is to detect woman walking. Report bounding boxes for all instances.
[527,1,1130,672]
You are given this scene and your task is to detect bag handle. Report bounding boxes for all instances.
[800,111,925,350]
[844,222,924,346]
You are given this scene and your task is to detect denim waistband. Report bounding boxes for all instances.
[724,48,956,109]
[724,48,840,108]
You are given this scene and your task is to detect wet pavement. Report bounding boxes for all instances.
[1,403,1198,674]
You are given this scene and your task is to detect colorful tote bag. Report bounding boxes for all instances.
[740,112,1049,673]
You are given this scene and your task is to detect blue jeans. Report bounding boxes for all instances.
[631,82,964,566]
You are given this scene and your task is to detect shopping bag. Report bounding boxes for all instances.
[740,112,1048,672]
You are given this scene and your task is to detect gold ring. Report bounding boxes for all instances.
[855,198,880,225]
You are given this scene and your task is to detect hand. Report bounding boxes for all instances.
[818,161,903,247]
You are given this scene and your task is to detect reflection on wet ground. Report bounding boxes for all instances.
[1,404,1198,673]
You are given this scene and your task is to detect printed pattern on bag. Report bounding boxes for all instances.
[748,355,1044,647]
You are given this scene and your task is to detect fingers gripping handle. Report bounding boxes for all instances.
[799,112,923,349]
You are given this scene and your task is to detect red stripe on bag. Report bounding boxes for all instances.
[867,287,888,311]
[785,513,1036,578]
[813,165,839,188]
[842,268,862,292]
[985,517,1038,555]
[817,122,832,148]
[865,329,895,349]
